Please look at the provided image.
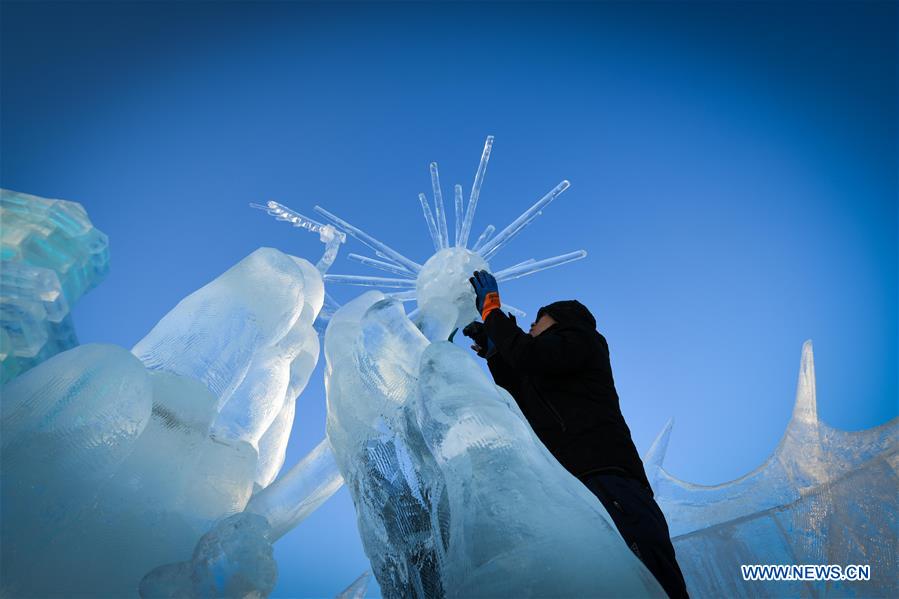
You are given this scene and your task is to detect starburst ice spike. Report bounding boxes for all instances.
[494,250,586,282]
[314,205,421,273]
[471,224,495,252]
[374,251,405,269]
[430,163,449,249]
[459,136,494,248]
[347,253,416,278]
[500,258,535,271]
[323,274,417,289]
[418,193,442,252]
[501,303,527,318]
[454,184,464,247]
[387,290,418,302]
[478,180,570,261]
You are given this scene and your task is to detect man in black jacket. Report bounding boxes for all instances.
[464,270,689,599]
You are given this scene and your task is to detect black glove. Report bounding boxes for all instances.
[462,321,494,358]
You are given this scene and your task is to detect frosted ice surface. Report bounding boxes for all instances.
[139,438,343,598]
[139,513,276,599]
[134,247,324,487]
[0,189,109,382]
[324,292,664,598]
[325,292,448,598]
[414,247,488,335]
[649,341,899,598]
[1,344,256,597]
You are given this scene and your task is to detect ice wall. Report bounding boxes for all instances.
[324,292,664,598]
[1,248,325,597]
[648,341,898,597]
[0,189,109,382]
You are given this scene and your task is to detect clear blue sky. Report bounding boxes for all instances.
[2,2,896,597]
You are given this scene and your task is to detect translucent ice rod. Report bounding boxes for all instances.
[387,290,417,302]
[495,250,587,282]
[478,180,570,261]
[418,193,442,252]
[459,136,494,248]
[324,274,417,288]
[245,438,344,542]
[347,253,416,278]
[454,184,463,247]
[314,205,421,274]
[250,201,346,243]
[502,303,527,318]
[501,258,535,271]
[431,162,449,249]
[471,224,495,253]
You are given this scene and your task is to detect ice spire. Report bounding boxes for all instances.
[313,205,421,274]
[494,250,587,282]
[459,136,494,248]
[644,418,674,488]
[791,340,818,425]
[418,193,442,252]
[453,184,464,247]
[430,163,450,249]
[478,180,570,261]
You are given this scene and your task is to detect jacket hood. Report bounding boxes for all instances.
[536,300,596,331]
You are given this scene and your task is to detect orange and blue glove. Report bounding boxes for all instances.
[469,269,501,321]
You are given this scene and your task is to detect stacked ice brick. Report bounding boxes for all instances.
[0,188,109,382]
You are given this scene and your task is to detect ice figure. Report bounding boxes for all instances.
[1,247,334,597]
[133,247,324,487]
[325,292,449,598]
[648,341,898,598]
[415,341,666,597]
[0,189,109,382]
[324,292,664,598]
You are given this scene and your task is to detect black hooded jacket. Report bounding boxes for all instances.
[483,300,652,492]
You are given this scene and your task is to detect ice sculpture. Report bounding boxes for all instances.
[0,188,109,382]
[648,341,898,598]
[139,438,345,598]
[133,247,324,488]
[325,292,448,597]
[310,138,661,597]
[250,137,588,334]
[324,292,665,597]
[1,247,330,597]
[139,513,277,599]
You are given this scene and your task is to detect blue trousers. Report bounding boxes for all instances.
[581,473,690,599]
